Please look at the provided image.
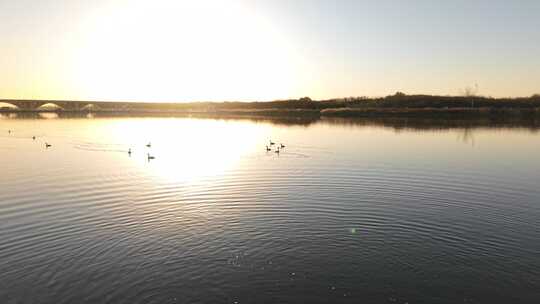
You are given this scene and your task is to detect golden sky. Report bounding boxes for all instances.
[1,0,539,101]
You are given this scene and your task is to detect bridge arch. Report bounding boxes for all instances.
[81,103,101,111]
[0,102,20,110]
[36,103,65,111]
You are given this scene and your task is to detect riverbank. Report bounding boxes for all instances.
[2,94,540,118]
[320,107,540,118]
[3,106,540,120]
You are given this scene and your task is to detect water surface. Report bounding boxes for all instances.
[1,114,540,303]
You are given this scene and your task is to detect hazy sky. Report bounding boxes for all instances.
[1,0,539,101]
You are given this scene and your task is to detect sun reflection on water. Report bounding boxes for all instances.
[110,118,270,183]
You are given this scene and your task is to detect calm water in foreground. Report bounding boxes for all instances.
[1,113,540,304]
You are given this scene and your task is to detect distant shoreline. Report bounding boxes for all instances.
[320,107,540,118]
[1,94,540,118]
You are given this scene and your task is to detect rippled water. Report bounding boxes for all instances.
[1,113,540,303]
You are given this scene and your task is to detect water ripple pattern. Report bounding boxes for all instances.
[1,116,540,303]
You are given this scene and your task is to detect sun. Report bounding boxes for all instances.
[73,0,299,102]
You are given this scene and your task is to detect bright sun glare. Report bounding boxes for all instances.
[109,118,269,183]
[74,0,299,102]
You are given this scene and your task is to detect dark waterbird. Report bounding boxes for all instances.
[146,142,152,148]
[45,143,52,148]
[147,153,155,160]
[32,136,36,140]
[266,145,271,152]
[280,143,286,148]
[269,140,275,146]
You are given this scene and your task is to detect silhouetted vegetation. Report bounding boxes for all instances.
[318,93,540,118]
[321,107,540,119]
[322,94,540,109]
[2,94,540,118]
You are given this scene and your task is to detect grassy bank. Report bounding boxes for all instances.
[320,107,540,118]
[321,94,540,109]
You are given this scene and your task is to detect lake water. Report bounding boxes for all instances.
[1,113,540,303]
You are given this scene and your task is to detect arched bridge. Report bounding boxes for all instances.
[0,100,135,111]
[1,99,235,112]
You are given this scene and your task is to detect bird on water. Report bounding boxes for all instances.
[146,142,152,148]
[45,143,52,148]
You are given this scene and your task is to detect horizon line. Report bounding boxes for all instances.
[1,94,539,104]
